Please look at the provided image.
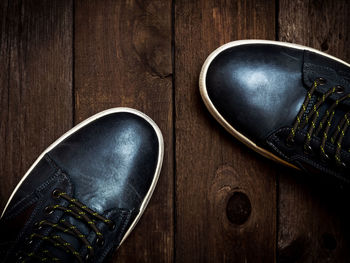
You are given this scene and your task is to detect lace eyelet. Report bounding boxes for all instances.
[52,189,62,199]
[96,237,105,247]
[34,222,43,230]
[85,253,92,262]
[44,206,54,215]
[304,145,313,155]
[109,222,116,231]
[316,77,327,85]
[321,153,330,162]
[340,162,347,168]
[335,85,345,94]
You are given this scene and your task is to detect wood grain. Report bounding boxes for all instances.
[0,0,72,211]
[2,0,350,262]
[174,0,277,262]
[278,0,350,262]
[74,0,173,262]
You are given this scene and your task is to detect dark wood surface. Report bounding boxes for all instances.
[174,0,277,262]
[1,0,350,262]
[0,0,73,216]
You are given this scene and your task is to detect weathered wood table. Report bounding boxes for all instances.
[1,0,349,262]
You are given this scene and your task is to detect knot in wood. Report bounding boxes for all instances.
[226,191,251,225]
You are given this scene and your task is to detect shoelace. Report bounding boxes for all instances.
[17,189,116,263]
[286,77,350,167]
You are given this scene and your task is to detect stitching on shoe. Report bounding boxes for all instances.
[3,154,72,220]
[274,127,350,158]
[99,208,134,261]
[268,127,350,183]
[3,169,66,220]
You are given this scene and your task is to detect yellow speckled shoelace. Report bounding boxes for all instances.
[287,78,350,167]
[18,189,116,263]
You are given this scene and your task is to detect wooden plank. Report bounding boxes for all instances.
[278,0,350,262]
[74,0,173,262]
[174,0,277,262]
[0,1,72,211]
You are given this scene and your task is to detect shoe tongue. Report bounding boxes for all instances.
[38,212,94,262]
[57,214,93,261]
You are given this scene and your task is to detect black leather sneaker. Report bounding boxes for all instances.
[200,40,350,183]
[0,108,163,262]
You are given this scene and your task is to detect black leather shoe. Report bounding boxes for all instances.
[200,40,350,183]
[0,108,163,262]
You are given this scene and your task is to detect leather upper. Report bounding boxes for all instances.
[47,113,160,213]
[204,42,350,181]
[206,44,307,142]
[0,110,161,262]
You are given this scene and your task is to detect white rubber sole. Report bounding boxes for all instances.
[0,107,164,247]
[199,39,350,169]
